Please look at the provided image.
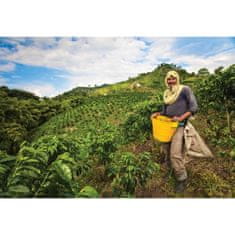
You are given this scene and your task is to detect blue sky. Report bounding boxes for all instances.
[0,37,235,97]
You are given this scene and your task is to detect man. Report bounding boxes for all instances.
[151,70,198,193]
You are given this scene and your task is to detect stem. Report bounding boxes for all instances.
[34,171,50,197]
[226,107,231,135]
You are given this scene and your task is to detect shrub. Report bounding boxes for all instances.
[108,152,160,196]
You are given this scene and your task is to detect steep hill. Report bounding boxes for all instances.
[53,63,193,97]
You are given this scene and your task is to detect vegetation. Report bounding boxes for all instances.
[0,63,234,198]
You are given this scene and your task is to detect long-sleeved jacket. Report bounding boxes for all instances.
[160,86,198,117]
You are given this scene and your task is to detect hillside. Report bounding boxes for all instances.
[87,63,192,95]
[0,63,234,198]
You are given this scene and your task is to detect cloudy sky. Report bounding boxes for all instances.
[0,37,235,97]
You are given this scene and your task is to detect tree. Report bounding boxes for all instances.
[214,66,224,75]
[196,64,235,134]
[0,86,63,154]
[198,68,210,77]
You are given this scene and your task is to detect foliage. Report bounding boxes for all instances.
[189,169,232,197]
[88,125,119,165]
[196,64,235,134]
[122,98,162,142]
[0,87,64,154]
[0,151,16,194]
[108,152,160,196]
[0,135,96,197]
[77,186,99,198]
[33,91,153,139]
[230,148,235,160]
[197,68,210,77]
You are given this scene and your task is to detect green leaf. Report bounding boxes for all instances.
[0,156,16,163]
[18,165,41,176]
[35,152,48,165]
[230,149,235,159]
[8,185,30,194]
[23,159,40,165]
[52,161,72,183]
[57,152,75,164]
[77,186,99,198]
[18,170,40,179]
[0,165,9,174]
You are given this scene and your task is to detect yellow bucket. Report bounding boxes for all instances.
[151,115,179,142]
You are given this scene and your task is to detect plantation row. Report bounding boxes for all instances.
[33,91,157,140]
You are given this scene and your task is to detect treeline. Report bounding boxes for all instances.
[0,85,94,155]
[0,87,62,154]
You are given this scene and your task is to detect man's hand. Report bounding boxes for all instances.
[172,116,183,122]
[172,112,192,122]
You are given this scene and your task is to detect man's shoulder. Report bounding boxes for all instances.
[182,85,191,90]
[182,85,192,93]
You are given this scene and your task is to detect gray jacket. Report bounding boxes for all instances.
[160,86,198,118]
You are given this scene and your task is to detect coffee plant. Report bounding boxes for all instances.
[107,152,160,196]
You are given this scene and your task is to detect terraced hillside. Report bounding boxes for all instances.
[33,91,155,140]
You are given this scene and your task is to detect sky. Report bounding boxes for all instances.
[0,37,235,97]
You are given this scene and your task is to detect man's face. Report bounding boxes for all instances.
[167,76,177,86]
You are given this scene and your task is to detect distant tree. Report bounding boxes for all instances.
[214,66,224,75]
[8,89,39,100]
[99,83,109,87]
[0,86,9,92]
[198,68,210,77]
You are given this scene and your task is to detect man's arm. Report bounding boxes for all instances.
[172,111,192,122]
[172,86,198,122]
[185,86,198,115]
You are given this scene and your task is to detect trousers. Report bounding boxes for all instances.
[162,127,187,181]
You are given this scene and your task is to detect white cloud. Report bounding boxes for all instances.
[142,38,235,74]
[2,37,235,91]
[13,83,60,97]
[144,37,176,64]
[168,50,235,73]
[4,37,158,87]
[0,62,15,72]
